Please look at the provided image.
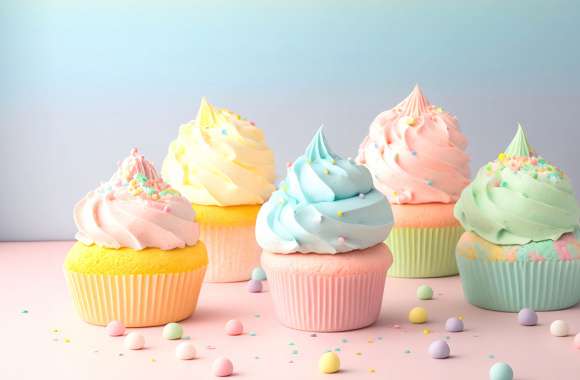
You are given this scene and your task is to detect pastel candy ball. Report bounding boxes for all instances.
[212,357,234,377]
[124,332,145,350]
[106,320,125,337]
[517,308,537,326]
[251,267,267,281]
[489,362,514,380]
[318,351,340,374]
[445,317,464,332]
[163,322,183,340]
[408,307,428,324]
[416,285,433,300]
[247,279,263,293]
[224,319,244,336]
[550,320,569,337]
[175,342,196,360]
[574,333,580,349]
[428,340,450,359]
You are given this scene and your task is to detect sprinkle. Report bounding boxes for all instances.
[118,353,124,357]
[367,339,374,343]
[221,128,227,135]
[445,336,451,340]
[162,205,170,213]
[500,180,508,188]
[498,153,507,161]
[404,117,416,126]
[393,324,401,329]
[206,345,216,350]
[150,358,156,363]
[458,315,464,321]
[51,329,59,333]
[404,349,411,354]
[310,334,317,337]
[323,168,330,175]
[313,214,322,223]
[377,337,383,341]
[355,352,362,356]
[411,150,417,156]
[369,368,376,373]
[331,159,336,165]
[358,193,365,199]
[64,338,71,343]
[249,331,256,336]
[337,210,344,217]
[182,336,191,340]
[291,350,298,355]
[488,354,495,359]
[334,348,341,352]
[288,342,295,346]
[341,338,349,343]
[435,107,444,113]
[20,309,28,314]
[337,236,346,245]
[254,314,261,318]
[286,162,293,168]
[425,179,433,186]
[423,328,431,335]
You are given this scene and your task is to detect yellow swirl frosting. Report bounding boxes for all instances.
[162,98,276,206]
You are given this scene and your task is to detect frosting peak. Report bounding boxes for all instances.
[455,126,580,245]
[74,149,199,250]
[162,98,276,206]
[357,85,470,204]
[256,128,392,254]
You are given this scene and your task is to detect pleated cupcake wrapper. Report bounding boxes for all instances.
[386,226,463,278]
[65,267,206,327]
[456,255,580,312]
[265,269,387,332]
[200,223,261,283]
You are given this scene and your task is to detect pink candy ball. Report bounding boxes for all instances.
[106,320,126,337]
[175,342,197,360]
[247,279,262,293]
[212,357,234,377]
[574,333,580,349]
[124,332,145,350]
[224,319,244,336]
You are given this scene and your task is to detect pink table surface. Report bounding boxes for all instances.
[0,242,578,380]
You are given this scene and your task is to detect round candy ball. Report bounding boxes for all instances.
[106,320,125,337]
[408,307,428,324]
[124,332,145,350]
[247,279,263,293]
[163,322,183,340]
[176,342,196,360]
[416,285,433,300]
[318,351,340,374]
[574,333,580,349]
[445,317,464,333]
[224,319,244,336]
[550,320,569,337]
[489,362,513,380]
[212,357,233,377]
[517,308,537,326]
[428,340,450,359]
[251,267,267,281]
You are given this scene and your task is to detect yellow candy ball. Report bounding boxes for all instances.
[408,307,428,324]
[319,352,340,374]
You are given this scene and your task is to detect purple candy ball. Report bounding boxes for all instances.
[247,279,263,293]
[445,317,464,333]
[428,340,450,359]
[518,308,537,326]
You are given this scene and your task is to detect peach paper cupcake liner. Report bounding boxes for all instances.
[65,267,206,327]
[200,223,261,282]
[265,269,387,332]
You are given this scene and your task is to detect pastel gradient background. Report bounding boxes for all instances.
[1,1,579,240]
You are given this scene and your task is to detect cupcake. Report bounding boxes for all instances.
[357,85,470,277]
[257,128,393,332]
[162,98,276,282]
[454,125,580,312]
[65,149,208,327]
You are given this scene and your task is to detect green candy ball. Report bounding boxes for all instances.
[251,267,267,281]
[416,285,433,300]
[163,322,183,340]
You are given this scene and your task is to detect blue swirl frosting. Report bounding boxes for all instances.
[256,128,393,254]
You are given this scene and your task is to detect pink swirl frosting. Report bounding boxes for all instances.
[74,148,199,250]
[357,85,470,204]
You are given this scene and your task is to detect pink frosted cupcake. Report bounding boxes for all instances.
[256,128,393,332]
[357,85,470,277]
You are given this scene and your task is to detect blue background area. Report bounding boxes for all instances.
[1,0,579,240]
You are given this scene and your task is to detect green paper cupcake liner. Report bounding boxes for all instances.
[386,225,463,278]
[456,255,580,312]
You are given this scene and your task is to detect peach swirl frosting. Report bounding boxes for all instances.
[357,85,470,204]
[74,148,199,250]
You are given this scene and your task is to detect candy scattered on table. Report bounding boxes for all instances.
[106,320,125,337]
[517,308,537,326]
[416,285,433,300]
[163,322,183,340]
[212,357,234,377]
[247,279,263,293]
[318,352,340,374]
[124,332,145,350]
[550,320,569,337]
[408,307,428,324]
[175,342,197,360]
[445,317,464,332]
[428,340,450,359]
[224,319,244,336]
[423,328,431,335]
[574,333,580,349]
[489,362,513,380]
[251,267,267,281]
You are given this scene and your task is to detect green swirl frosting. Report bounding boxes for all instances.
[454,125,579,245]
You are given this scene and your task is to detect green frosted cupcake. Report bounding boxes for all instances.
[454,125,580,312]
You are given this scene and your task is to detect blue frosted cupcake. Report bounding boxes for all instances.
[454,125,580,311]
